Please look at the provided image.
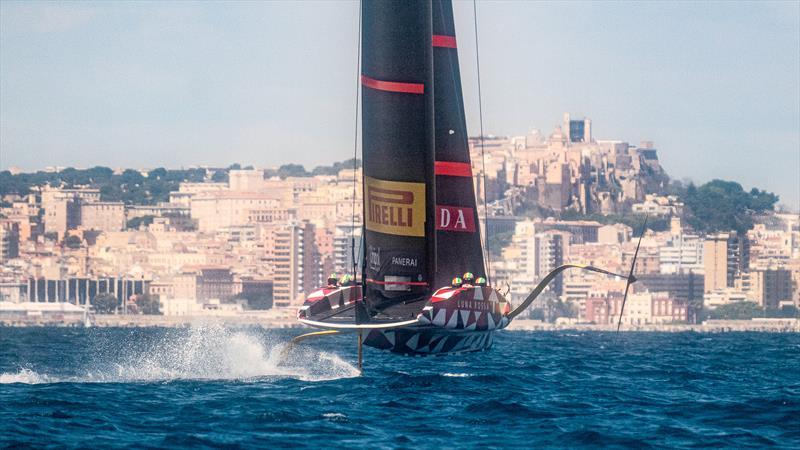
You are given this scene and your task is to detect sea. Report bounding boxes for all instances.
[1,327,799,449]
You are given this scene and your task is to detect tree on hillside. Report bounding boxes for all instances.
[682,180,778,234]
[135,294,161,315]
[487,230,513,257]
[92,293,119,314]
[704,301,763,320]
[277,164,309,178]
[312,158,362,176]
[211,170,229,183]
[546,298,577,322]
[126,215,155,229]
[63,235,82,249]
[148,167,168,180]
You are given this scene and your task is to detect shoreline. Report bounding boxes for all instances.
[1,315,798,332]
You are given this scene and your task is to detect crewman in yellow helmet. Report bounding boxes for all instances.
[451,276,463,288]
[475,276,487,287]
[339,274,355,286]
[462,272,475,287]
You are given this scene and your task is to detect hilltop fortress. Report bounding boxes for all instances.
[469,113,669,215]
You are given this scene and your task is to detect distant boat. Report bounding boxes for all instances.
[296,0,639,362]
[82,307,94,328]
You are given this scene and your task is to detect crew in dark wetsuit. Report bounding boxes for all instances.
[462,272,475,287]
[451,277,463,288]
[327,273,339,288]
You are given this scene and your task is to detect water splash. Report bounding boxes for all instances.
[0,368,52,384]
[2,325,358,384]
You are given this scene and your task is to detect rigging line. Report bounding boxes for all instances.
[473,0,491,285]
[350,0,362,281]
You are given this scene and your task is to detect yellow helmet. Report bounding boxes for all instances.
[475,277,487,286]
[463,272,475,282]
[451,277,463,287]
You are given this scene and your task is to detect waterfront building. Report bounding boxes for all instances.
[597,224,631,245]
[24,276,149,307]
[190,192,288,232]
[80,202,125,232]
[622,245,661,274]
[704,287,749,309]
[168,182,227,207]
[735,269,793,309]
[704,232,750,292]
[631,194,683,216]
[637,273,704,305]
[659,232,704,274]
[583,291,687,325]
[537,219,602,244]
[0,282,27,303]
[332,223,362,277]
[170,267,236,302]
[0,220,20,261]
[126,204,191,221]
[41,187,100,239]
[271,221,321,308]
[229,169,265,191]
[239,277,274,309]
[535,231,564,295]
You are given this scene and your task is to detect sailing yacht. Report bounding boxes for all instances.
[297,0,639,357]
[297,0,509,355]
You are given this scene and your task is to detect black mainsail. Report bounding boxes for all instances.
[431,0,486,288]
[361,0,436,307]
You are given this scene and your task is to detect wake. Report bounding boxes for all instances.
[0,325,359,384]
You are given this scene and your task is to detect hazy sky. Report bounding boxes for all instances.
[1,1,798,208]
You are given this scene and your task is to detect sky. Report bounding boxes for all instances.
[1,1,798,209]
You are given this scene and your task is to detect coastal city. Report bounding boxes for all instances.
[1,114,798,330]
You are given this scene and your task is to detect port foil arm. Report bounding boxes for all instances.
[506,264,633,321]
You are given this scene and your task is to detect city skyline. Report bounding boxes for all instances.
[1,1,798,208]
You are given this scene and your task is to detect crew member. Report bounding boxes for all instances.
[451,276,463,288]
[462,272,475,287]
[475,276,487,287]
[339,274,355,286]
[327,273,339,288]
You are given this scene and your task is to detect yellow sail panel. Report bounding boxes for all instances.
[365,176,426,237]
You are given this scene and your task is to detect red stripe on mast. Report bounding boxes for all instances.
[361,75,424,94]
[435,161,472,177]
[432,35,457,48]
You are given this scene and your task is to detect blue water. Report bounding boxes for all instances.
[1,327,799,448]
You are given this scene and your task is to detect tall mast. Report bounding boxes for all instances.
[361,0,435,304]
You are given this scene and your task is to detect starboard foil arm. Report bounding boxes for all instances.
[506,264,633,321]
[276,330,340,367]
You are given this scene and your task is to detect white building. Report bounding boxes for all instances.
[659,233,704,274]
[333,223,362,276]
